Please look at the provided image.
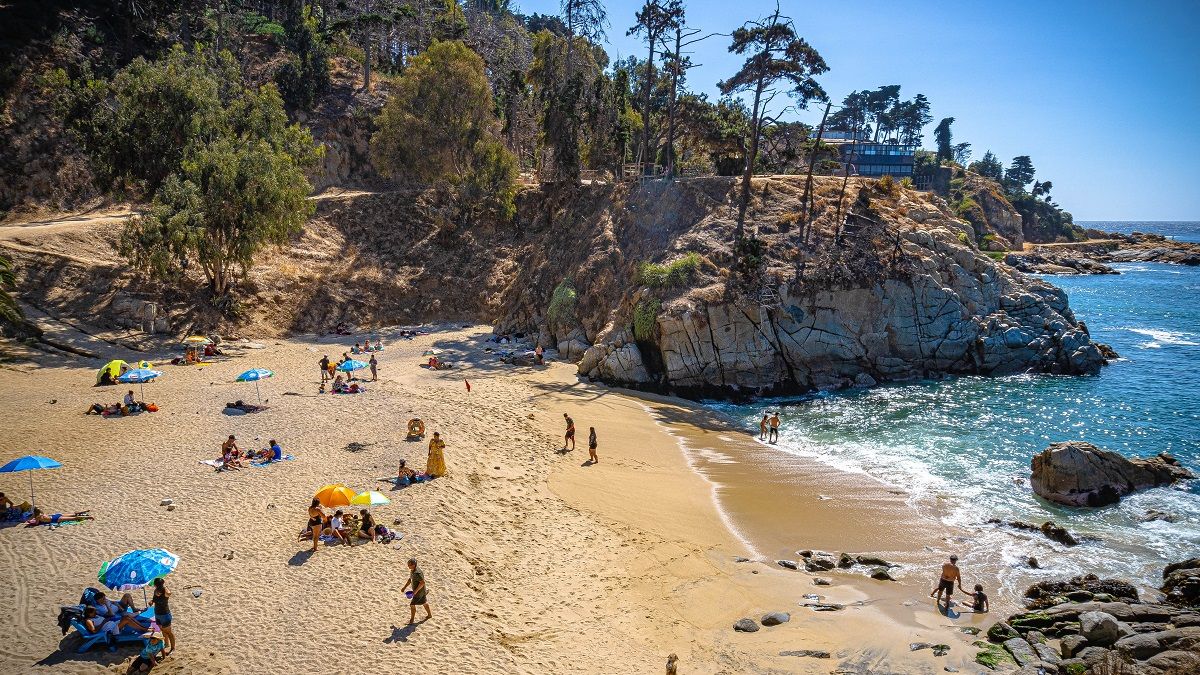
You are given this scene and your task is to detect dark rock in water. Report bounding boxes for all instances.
[1080,611,1120,646]
[733,618,759,632]
[1027,556,1040,569]
[804,555,836,572]
[909,643,951,656]
[870,567,897,581]
[988,621,1019,643]
[779,649,830,658]
[856,554,895,567]
[733,556,750,562]
[1138,509,1179,523]
[1024,574,1139,609]
[1060,634,1087,658]
[761,612,790,626]
[987,518,1079,546]
[803,602,844,612]
[1096,343,1120,360]
[1162,558,1200,607]
[1067,590,1095,602]
[1030,441,1194,507]
[777,559,799,570]
[796,549,813,558]
[837,552,856,568]
[813,577,831,586]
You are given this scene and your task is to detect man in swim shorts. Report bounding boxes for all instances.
[563,413,575,451]
[930,554,963,611]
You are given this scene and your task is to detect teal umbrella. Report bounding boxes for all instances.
[0,455,62,509]
[117,368,162,402]
[235,368,273,403]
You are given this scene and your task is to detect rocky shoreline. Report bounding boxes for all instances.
[984,560,1200,674]
[1006,232,1200,276]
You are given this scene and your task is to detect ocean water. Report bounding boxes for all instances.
[707,222,1200,594]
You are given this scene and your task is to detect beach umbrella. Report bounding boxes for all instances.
[99,548,179,603]
[182,335,211,344]
[117,368,162,402]
[336,359,368,375]
[235,368,274,403]
[314,484,356,508]
[0,455,62,510]
[350,490,391,507]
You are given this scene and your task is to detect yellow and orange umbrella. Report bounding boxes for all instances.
[314,484,356,508]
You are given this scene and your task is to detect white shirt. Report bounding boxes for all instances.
[330,516,343,530]
[124,393,135,406]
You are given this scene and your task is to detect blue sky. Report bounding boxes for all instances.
[513,0,1200,221]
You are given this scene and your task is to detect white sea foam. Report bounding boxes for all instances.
[1127,327,1200,348]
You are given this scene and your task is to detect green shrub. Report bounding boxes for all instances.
[635,252,701,288]
[632,298,661,342]
[984,251,1006,261]
[240,12,286,41]
[899,177,913,189]
[546,280,577,328]
[952,195,978,216]
[877,174,898,196]
[956,231,971,246]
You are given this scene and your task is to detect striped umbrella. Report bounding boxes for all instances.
[116,368,162,402]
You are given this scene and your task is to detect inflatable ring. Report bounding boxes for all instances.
[407,419,425,438]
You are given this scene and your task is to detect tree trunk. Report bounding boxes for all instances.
[664,28,681,178]
[735,77,767,246]
[640,36,656,175]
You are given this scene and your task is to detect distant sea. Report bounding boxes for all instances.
[705,222,1200,593]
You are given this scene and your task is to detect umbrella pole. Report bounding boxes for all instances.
[256,379,262,404]
[140,382,146,402]
[143,587,149,607]
[29,471,35,510]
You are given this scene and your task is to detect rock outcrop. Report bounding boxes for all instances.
[1163,559,1200,608]
[1030,441,1194,507]
[991,562,1200,674]
[649,229,1105,394]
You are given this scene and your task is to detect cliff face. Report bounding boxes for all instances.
[957,175,1024,250]
[2,176,1108,397]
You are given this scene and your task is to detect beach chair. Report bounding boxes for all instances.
[67,618,144,653]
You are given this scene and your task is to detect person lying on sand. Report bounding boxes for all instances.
[27,508,93,525]
[0,492,12,511]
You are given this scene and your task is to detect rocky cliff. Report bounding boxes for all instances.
[2,176,1110,397]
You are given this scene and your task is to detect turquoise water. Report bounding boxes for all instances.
[708,223,1200,592]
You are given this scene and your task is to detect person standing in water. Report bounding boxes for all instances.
[930,554,964,612]
[768,413,780,443]
[759,414,769,440]
[563,413,576,451]
[587,427,598,463]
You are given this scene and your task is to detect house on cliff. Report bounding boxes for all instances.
[813,130,917,180]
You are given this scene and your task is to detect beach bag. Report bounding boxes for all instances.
[57,605,84,635]
[146,403,159,412]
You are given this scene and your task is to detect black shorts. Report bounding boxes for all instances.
[565,430,575,439]
[938,578,955,594]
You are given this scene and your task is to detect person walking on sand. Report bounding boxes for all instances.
[306,498,324,553]
[369,353,378,381]
[768,413,781,443]
[759,414,769,440]
[426,432,447,477]
[151,577,175,656]
[563,413,576,451]
[930,554,964,611]
[319,355,330,383]
[587,427,598,463]
[403,558,432,624]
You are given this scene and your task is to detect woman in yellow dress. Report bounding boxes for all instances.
[426,431,447,477]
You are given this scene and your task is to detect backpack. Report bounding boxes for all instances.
[57,605,84,635]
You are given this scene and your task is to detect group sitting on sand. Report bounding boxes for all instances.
[213,436,283,470]
[301,503,397,552]
[86,390,157,417]
[351,339,383,354]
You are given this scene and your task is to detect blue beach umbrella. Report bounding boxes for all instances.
[0,455,62,509]
[235,368,274,403]
[99,549,179,604]
[117,368,162,402]
[337,359,368,374]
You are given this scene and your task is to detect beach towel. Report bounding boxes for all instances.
[199,459,225,470]
[249,454,295,468]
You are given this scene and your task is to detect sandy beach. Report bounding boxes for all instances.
[0,324,993,674]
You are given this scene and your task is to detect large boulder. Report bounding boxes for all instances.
[1162,559,1200,607]
[594,343,650,385]
[1030,441,1194,507]
[1079,611,1121,647]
